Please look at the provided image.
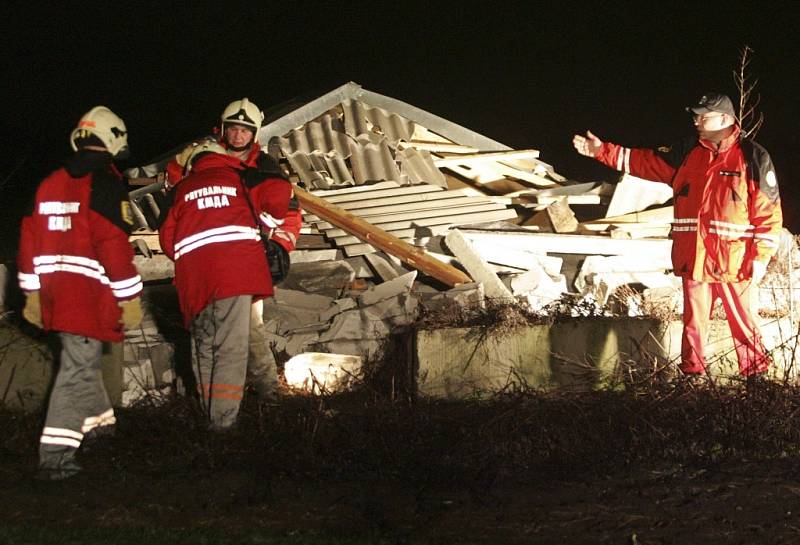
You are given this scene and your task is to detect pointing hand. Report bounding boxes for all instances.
[573,130,603,157]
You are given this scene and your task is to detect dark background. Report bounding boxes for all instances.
[3,2,798,237]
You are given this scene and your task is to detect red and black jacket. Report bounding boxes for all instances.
[158,152,292,325]
[17,151,142,341]
[594,127,782,282]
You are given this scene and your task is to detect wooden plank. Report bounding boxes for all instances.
[293,186,472,287]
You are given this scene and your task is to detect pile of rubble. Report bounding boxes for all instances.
[117,82,798,395]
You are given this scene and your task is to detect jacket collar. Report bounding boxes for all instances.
[698,125,741,152]
[191,152,244,173]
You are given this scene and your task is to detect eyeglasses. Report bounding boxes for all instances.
[692,112,725,122]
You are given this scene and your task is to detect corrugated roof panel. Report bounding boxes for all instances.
[342,100,415,145]
[348,138,405,185]
[278,113,351,157]
[397,147,447,188]
[285,151,354,189]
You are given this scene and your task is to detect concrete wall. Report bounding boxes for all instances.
[417,317,799,398]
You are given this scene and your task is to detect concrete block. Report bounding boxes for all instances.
[416,316,800,398]
[0,323,53,412]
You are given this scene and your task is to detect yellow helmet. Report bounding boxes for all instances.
[70,106,129,157]
[179,139,228,173]
[220,97,264,140]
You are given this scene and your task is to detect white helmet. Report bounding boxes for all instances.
[70,106,129,157]
[220,97,264,140]
[182,140,228,172]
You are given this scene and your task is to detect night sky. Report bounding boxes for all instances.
[3,3,799,234]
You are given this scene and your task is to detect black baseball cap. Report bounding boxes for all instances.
[687,93,736,117]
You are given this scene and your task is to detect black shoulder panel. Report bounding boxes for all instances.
[655,136,696,169]
[741,138,780,202]
[90,167,136,235]
[241,165,288,190]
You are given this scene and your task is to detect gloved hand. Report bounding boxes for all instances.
[573,130,603,158]
[23,291,43,328]
[118,297,143,329]
[751,260,768,285]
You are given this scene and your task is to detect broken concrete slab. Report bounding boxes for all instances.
[319,309,391,342]
[421,282,486,314]
[285,331,321,357]
[359,271,417,306]
[320,298,359,323]
[364,252,402,281]
[574,255,674,293]
[280,260,356,298]
[444,229,513,301]
[605,174,674,218]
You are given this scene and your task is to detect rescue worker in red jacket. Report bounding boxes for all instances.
[165,98,300,401]
[18,106,143,480]
[158,141,292,429]
[573,93,782,377]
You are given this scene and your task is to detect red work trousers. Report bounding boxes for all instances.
[681,277,770,376]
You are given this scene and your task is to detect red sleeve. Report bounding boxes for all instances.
[595,142,676,185]
[166,158,185,189]
[271,206,302,252]
[250,178,293,234]
[90,211,142,300]
[158,206,177,260]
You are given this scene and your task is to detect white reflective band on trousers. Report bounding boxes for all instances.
[173,226,260,259]
[39,333,113,472]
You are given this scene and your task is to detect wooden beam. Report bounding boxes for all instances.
[293,186,472,287]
